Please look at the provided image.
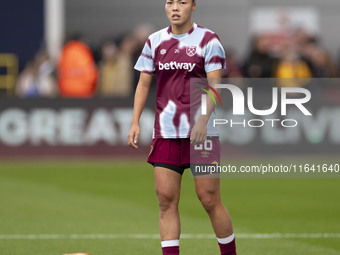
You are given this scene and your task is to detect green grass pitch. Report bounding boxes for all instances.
[0,160,340,255]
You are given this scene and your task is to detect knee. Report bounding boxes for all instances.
[156,189,178,212]
[197,192,218,213]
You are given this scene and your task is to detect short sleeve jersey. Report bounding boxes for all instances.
[135,23,226,139]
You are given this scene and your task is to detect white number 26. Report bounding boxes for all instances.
[194,140,213,151]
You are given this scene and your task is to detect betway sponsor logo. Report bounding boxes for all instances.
[159,61,196,72]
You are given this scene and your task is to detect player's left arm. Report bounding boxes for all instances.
[190,69,221,145]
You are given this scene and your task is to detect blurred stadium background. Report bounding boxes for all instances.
[1,0,340,254]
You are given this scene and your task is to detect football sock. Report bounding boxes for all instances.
[217,233,236,255]
[161,239,180,255]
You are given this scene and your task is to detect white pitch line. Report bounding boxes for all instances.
[0,233,340,240]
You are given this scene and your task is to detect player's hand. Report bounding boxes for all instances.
[190,117,207,145]
[128,124,140,149]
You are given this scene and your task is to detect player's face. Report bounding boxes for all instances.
[165,0,196,27]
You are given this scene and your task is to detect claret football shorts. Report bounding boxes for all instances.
[147,138,221,175]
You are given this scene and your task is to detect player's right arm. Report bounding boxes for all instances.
[128,72,153,149]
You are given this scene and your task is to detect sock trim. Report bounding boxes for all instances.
[217,233,235,244]
[161,239,180,248]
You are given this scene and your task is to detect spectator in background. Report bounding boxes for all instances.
[292,28,338,78]
[97,35,135,97]
[16,49,57,98]
[274,44,312,87]
[293,29,317,74]
[16,61,39,97]
[222,49,243,78]
[97,39,119,96]
[309,47,338,78]
[57,35,98,97]
[132,23,155,88]
[244,34,276,78]
[111,35,135,97]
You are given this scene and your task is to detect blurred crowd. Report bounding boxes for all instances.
[15,24,154,98]
[226,28,339,80]
[14,24,340,98]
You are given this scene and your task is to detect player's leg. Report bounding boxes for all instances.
[154,165,183,255]
[155,166,182,240]
[194,177,236,255]
[195,177,233,237]
[149,139,185,254]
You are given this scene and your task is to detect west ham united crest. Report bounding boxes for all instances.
[186,46,197,57]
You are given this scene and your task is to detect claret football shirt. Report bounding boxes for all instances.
[135,23,226,139]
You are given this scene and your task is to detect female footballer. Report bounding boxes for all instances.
[128,0,236,254]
